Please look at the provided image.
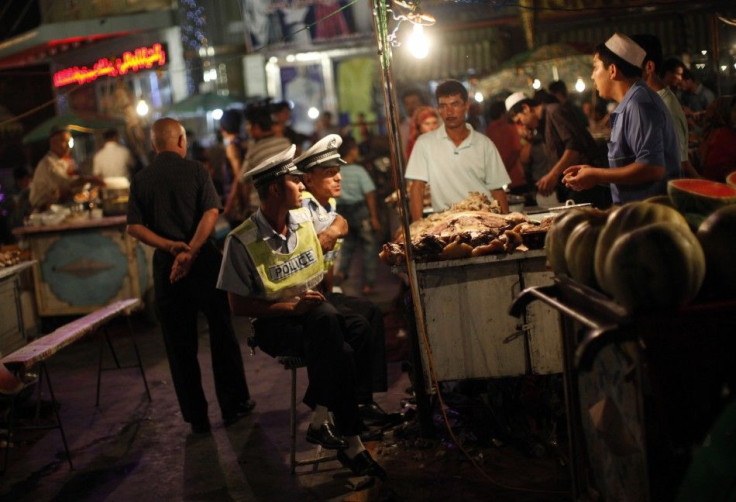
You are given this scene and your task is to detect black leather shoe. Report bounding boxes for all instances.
[337,449,387,480]
[359,402,403,426]
[223,399,256,426]
[306,422,348,449]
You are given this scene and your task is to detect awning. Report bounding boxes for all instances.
[22,112,124,144]
[0,9,176,70]
[163,92,246,117]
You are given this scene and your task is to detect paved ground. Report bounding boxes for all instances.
[0,259,571,501]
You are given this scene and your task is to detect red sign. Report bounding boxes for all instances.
[53,43,166,87]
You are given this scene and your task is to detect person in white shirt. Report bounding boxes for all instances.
[405,80,510,220]
[92,128,135,179]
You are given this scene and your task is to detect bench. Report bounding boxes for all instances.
[1,298,151,472]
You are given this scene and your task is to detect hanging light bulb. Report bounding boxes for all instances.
[532,78,541,90]
[575,77,586,93]
[307,107,320,120]
[407,24,429,59]
[474,91,484,103]
[136,99,149,117]
[212,108,224,120]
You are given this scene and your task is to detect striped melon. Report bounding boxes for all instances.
[604,222,705,313]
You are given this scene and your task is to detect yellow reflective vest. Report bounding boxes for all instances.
[231,208,325,300]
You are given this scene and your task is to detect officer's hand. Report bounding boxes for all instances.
[293,290,326,314]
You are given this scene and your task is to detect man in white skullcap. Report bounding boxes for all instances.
[216,145,386,481]
[562,33,680,203]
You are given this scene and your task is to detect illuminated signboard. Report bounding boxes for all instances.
[53,43,166,87]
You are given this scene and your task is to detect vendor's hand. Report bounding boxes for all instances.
[170,250,195,283]
[371,215,381,232]
[536,172,559,196]
[166,240,190,257]
[292,290,326,314]
[562,165,596,191]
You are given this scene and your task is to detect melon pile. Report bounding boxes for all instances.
[545,178,736,313]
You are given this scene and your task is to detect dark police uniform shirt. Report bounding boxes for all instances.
[127,151,222,242]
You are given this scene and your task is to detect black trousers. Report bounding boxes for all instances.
[153,242,251,424]
[327,292,388,394]
[253,302,362,436]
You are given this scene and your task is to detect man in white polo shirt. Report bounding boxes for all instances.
[405,79,510,221]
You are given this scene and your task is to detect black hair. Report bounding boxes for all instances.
[255,175,284,200]
[594,42,643,79]
[220,109,242,134]
[660,57,685,79]
[488,100,507,121]
[509,98,540,116]
[682,68,695,82]
[534,89,558,104]
[103,128,119,141]
[548,80,568,98]
[631,34,663,70]
[244,102,272,131]
[435,80,468,103]
[338,135,357,157]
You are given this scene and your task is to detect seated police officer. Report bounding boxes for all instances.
[295,134,391,425]
[216,145,386,480]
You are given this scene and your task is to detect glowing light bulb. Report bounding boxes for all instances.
[721,65,728,72]
[474,91,484,102]
[532,78,541,90]
[212,108,223,120]
[136,99,149,116]
[407,24,429,59]
[701,49,708,56]
[68,137,74,149]
[307,107,320,120]
[575,77,586,93]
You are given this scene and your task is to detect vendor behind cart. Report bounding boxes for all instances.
[405,79,510,220]
[562,33,680,203]
[29,125,104,211]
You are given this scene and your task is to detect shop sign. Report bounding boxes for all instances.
[53,43,166,87]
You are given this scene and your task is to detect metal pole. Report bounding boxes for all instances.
[370,0,434,435]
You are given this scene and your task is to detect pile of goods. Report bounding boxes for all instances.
[0,249,23,268]
[379,193,552,265]
[545,178,736,313]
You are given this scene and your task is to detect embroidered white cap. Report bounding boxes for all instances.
[604,33,646,67]
[294,134,346,171]
[505,91,528,112]
[243,144,302,186]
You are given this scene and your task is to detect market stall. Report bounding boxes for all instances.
[13,215,152,317]
[0,256,40,356]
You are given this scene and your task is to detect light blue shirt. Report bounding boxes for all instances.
[337,163,375,204]
[405,124,510,212]
[608,80,680,203]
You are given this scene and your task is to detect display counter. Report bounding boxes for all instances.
[408,247,561,385]
[13,215,153,317]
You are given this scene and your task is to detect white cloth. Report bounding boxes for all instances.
[29,152,74,209]
[657,86,689,165]
[92,141,135,179]
[404,124,511,212]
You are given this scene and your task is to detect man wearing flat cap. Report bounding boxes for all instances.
[217,145,387,480]
[562,33,680,203]
[29,125,104,211]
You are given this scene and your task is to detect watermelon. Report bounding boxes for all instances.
[604,222,705,313]
[696,205,736,299]
[726,171,736,189]
[594,202,689,294]
[668,179,736,216]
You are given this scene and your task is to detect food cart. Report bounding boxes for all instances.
[13,215,152,317]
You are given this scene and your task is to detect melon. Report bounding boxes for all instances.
[726,171,736,188]
[565,219,605,288]
[604,222,705,313]
[594,202,689,294]
[644,195,675,208]
[545,208,607,275]
[667,179,736,215]
[696,205,736,299]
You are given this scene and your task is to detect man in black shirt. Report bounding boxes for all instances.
[127,117,254,434]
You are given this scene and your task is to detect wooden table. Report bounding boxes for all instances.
[13,216,153,317]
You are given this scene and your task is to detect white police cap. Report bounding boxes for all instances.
[242,144,303,187]
[294,134,346,172]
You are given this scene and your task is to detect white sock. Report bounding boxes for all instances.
[310,405,330,428]
[345,435,366,458]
